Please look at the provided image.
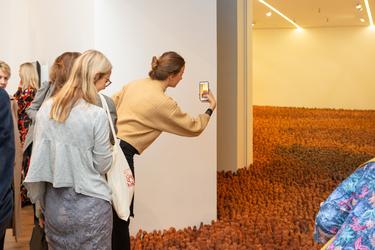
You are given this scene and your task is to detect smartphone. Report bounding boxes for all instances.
[199,81,209,102]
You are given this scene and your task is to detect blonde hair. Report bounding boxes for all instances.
[19,62,39,90]
[0,60,11,78]
[50,50,112,122]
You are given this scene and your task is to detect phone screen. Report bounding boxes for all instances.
[199,81,209,101]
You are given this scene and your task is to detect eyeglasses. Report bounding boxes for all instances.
[105,79,112,87]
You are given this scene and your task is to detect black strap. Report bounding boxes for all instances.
[205,108,213,116]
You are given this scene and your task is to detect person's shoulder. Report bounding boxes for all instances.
[0,87,4,94]
[87,100,107,114]
[0,88,10,102]
[89,103,108,124]
[102,94,114,105]
[36,98,53,115]
[129,77,155,86]
[40,80,50,89]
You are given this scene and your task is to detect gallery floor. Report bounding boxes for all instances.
[5,106,375,249]
[4,206,33,249]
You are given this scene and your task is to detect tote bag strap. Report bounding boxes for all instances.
[98,94,118,145]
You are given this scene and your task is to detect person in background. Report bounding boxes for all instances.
[13,62,38,207]
[0,87,15,250]
[0,60,22,243]
[25,52,81,153]
[26,52,116,145]
[24,50,114,249]
[14,62,39,144]
[111,51,217,250]
[93,67,117,142]
[314,159,375,249]
[24,52,81,232]
[0,61,11,89]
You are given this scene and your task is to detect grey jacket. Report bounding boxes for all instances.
[25,81,117,151]
[25,81,54,152]
[24,99,113,203]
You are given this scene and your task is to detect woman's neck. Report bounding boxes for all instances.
[159,80,169,91]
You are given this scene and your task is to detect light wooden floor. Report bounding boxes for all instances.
[4,206,33,250]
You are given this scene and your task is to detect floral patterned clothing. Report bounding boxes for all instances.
[13,86,36,145]
[13,86,36,206]
[314,161,375,249]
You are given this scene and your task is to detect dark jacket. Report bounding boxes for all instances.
[0,88,15,233]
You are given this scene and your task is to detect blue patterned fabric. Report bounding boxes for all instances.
[314,161,375,249]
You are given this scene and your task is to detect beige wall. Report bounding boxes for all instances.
[217,0,238,172]
[253,27,375,109]
[217,0,253,172]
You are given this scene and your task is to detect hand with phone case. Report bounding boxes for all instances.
[199,81,216,111]
[206,90,216,111]
[199,81,209,102]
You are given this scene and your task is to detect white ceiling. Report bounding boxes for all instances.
[253,0,375,29]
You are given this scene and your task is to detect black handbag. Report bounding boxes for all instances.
[29,224,48,250]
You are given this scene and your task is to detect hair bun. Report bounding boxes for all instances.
[151,56,159,71]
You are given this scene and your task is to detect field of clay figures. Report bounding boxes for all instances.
[131,106,375,250]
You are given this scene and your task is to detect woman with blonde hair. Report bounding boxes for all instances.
[24,50,114,249]
[13,63,38,207]
[14,62,39,144]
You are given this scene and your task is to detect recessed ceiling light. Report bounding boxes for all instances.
[266,11,272,17]
[259,0,302,30]
[360,18,366,22]
[364,0,374,29]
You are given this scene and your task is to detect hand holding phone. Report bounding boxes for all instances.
[199,81,209,102]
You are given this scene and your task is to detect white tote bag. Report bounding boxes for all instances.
[99,94,135,221]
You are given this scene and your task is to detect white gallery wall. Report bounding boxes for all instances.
[1,0,217,235]
[253,27,375,110]
[1,0,94,94]
[0,0,32,94]
[95,0,217,234]
[28,0,95,66]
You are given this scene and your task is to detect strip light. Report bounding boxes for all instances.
[259,0,302,30]
[364,0,374,29]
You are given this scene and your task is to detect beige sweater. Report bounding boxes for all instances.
[112,78,210,154]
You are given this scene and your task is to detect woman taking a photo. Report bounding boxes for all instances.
[24,50,114,249]
[112,51,216,250]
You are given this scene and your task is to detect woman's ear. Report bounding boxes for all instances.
[93,73,102,84]
[167,73,176,82]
